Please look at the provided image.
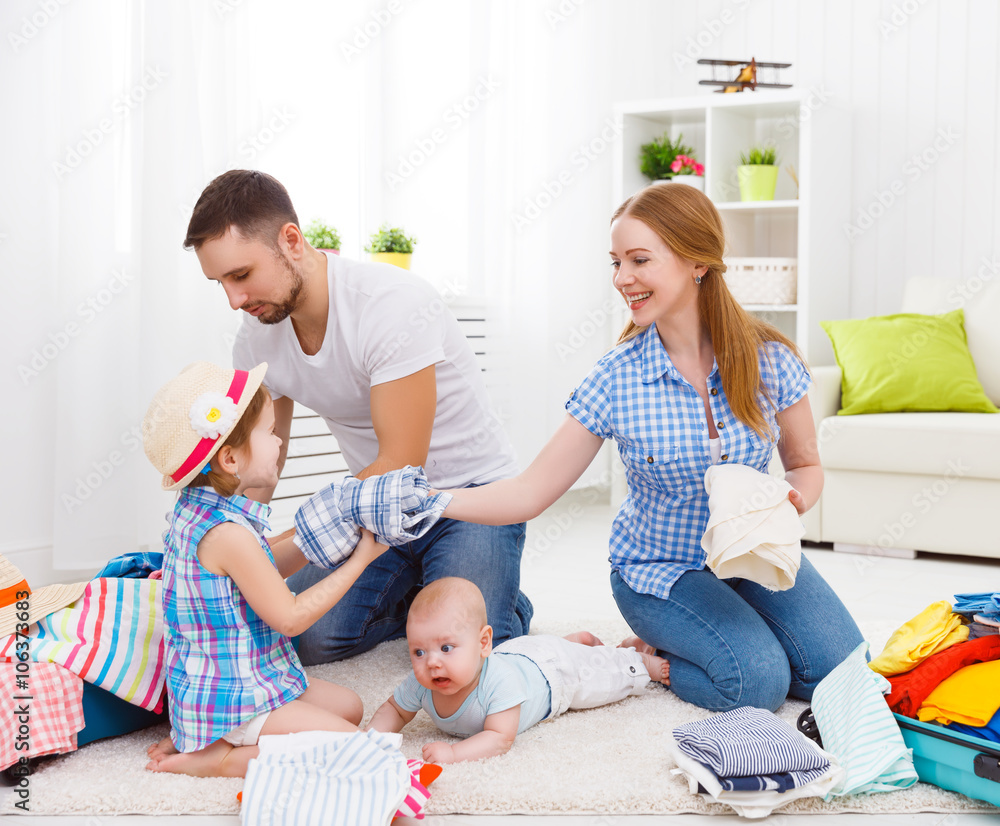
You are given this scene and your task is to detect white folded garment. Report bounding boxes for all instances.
[701,464,804,591]
[241,730,411,826]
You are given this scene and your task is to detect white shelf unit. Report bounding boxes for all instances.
[613,90,851,367]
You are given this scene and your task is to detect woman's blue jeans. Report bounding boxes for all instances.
[611,555,863,712]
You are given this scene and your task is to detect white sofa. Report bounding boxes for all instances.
[801,275,1000,560]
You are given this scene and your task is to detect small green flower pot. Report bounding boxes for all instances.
[737,165,779,201]
[369,252,412,270]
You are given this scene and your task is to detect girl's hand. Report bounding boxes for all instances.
[422,740,455,764]
[788,488,806,515]
[354,529,390,566]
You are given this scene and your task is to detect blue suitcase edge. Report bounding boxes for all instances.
[894,712,1000,807]
[78,682,166,747]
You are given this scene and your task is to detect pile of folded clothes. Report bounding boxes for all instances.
[667,706,844,818]
[878,593,1000,743]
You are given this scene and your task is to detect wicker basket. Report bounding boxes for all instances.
[723,258,798,305]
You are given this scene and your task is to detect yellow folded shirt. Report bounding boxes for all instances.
[869,600,969,676]
[916,660,1000,726]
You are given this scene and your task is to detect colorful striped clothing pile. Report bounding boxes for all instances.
[0,578,166,712]
[811,640,918,797]
[241,730,431,825]
[294,465,452,569]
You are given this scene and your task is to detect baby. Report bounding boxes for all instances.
[368,577,669,763]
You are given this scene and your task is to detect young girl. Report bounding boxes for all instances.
[141,360,386,777]
[440,183,864,713]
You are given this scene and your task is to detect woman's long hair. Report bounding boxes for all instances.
[613,184,802,440]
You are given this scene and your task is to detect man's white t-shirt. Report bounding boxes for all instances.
[233,253,518,489]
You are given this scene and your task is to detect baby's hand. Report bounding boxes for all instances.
[422,740,456,764]
[788,488,806,515]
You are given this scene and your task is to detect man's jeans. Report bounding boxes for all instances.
[611,555,863,712]
[288,518,532,664]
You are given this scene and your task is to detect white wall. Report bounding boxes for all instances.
[3,0,998,582]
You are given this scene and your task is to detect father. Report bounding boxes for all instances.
[184,169,532,664]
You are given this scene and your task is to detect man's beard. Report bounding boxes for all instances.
[251,252,304,324]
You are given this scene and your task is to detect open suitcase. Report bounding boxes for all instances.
[893,713,1000,807]
[797,707,1000,807]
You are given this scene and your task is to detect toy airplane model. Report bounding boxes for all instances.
[697,58,792,93]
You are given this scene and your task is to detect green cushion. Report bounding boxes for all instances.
[820,309,998,416]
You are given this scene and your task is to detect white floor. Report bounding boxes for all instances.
[4,488,1000,824]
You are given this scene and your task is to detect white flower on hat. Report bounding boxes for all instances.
[189,392,238,440]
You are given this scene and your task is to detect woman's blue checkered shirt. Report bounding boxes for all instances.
[565,325,810,600]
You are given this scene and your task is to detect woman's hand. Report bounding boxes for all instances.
[788,488,807,514]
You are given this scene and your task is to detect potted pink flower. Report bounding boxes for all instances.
[669,154,705,193]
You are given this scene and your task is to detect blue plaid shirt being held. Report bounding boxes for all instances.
[565,325,810,600]
[294,466,453,569]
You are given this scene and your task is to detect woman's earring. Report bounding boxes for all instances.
[695,275,702,285]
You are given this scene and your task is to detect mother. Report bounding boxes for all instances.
[442,183,863,712]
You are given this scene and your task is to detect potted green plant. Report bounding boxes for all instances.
[303,219,341,254]
[639,132,696,182]
[365,223,417,270]
[737,145,779,202]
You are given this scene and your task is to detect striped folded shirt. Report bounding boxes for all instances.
[811,640,918,797]
[242,730,423,825]
[674,706,829,781]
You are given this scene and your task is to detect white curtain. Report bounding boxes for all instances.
[368,1,621,477]
[3,0,622,574]
[49,1,250,568]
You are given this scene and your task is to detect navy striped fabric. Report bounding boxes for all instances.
[674,706,828,784]
[716,765,830,793]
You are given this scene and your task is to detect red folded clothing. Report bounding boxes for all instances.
[887,635,1000,718]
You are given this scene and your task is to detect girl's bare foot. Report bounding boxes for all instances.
[618,635,657,657]
[638,651,670,685]
[146,736,178,759]
[564,630,604,647]
[146,738,251,778]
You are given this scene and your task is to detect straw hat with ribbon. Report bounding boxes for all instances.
[0,554,90,638]
[142,361,268,491]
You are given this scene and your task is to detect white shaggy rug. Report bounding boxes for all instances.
[5,618,999,817]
